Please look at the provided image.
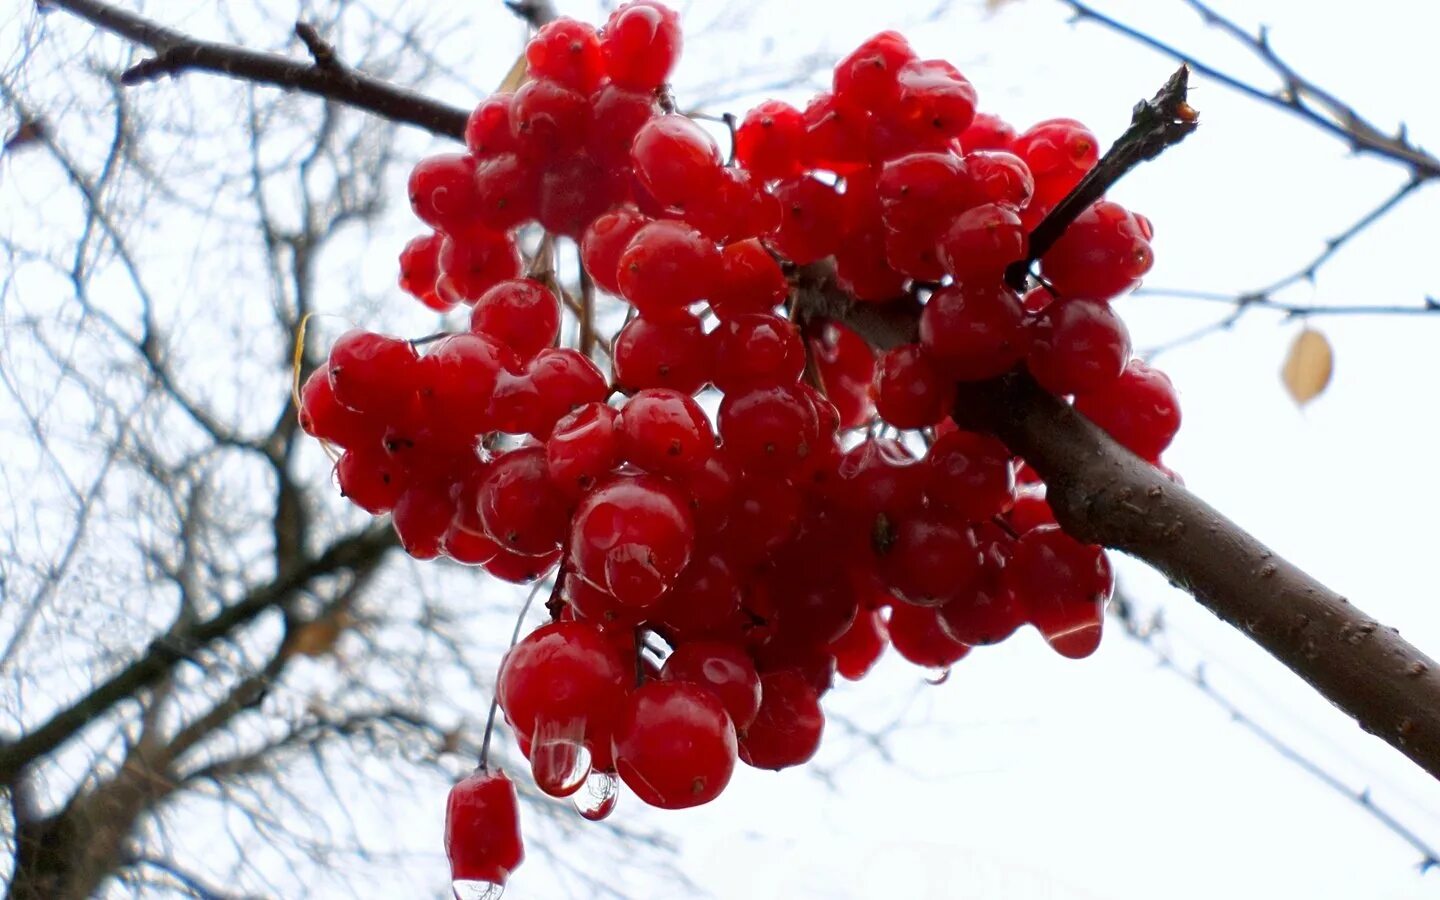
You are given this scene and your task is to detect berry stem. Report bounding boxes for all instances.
[479,575,553,772]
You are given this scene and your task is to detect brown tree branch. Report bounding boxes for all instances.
[42,0,470,140]
[954,373,1440,782]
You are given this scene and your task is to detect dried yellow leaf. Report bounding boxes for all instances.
[1281,326,1333,406]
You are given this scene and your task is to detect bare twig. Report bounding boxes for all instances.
[1004,64,1198,291]
[1060,0,1440,180]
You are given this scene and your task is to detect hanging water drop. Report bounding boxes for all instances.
[570,769,619,821]
[530,717,593,797]
[452,879,505,900]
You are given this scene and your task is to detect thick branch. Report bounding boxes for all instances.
[44,0,469,140]
[954,372,1440,782]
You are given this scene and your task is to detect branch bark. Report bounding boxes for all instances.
[44,0,470,140]
[957,372,1440,781]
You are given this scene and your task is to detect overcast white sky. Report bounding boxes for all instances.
[5,0,1440,898]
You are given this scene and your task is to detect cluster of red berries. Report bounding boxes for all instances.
[297,3,1183,893]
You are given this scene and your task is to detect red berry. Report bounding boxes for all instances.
[661,640,762,729]
[875,343,955,430]
[465,93,517,157]
[809,321,877,429]
[588,83,659,167]
[1040,200,1154,301]
[298,365,381,449]
[717,384,818,475]
[612,312,711,394]
[546,402,622,499]
[1072,359,1180,461]
[437,224,523,303]
[478,447,570,556]
[630,115,723,210]
[484,545,562,584]
[829,606,888,681]
[408,154,481,234]
[875,512,981,607]
[964,150,1033,208]
[616,220,722,315]
[735,100,806,181]
[833,31,915,110]
[801,92,870,175]
[877,151,970,236]
[684,167,780,245]
[601,0,683,91]
[616,388,716,478]
[924,429,1015,521]
[336,447,408,514]
[581,205,650,296]
[738,670,823,770]
[392,481,454,560]
[768,176,845,265]
[960,112,1016,151]
[710,313,805,392]
[612,681,736,809]
[711,238,789,319]
[470,279,560,362]
[526,18,605,92]
[919,281,1026,381]
[887,602,971,668]
[570,474,696,607]
[832,438,926,520]
[416,333,516,439]
[398,233,450,311]
[937,529,1025,645]
[937,202,1027,278]
[1012,117,1098,197]
[472,152,540,231]
[446,769,524,887]
[538,152,614,237]
[1027,297,1132,395]
[1007,525,1112,659]
[511,78,589,160]
[489,348,608,439]
[326,329,420,418]
[498,620,632,737]
[651,550,742,637]
[896,58,977,139]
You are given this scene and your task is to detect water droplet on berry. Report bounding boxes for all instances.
[530,717,594,797]
[452,879,505,900]
[570,770,620,821]
[925,667,951,686]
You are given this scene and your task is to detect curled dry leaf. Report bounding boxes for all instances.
[1281,326,1333,406]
